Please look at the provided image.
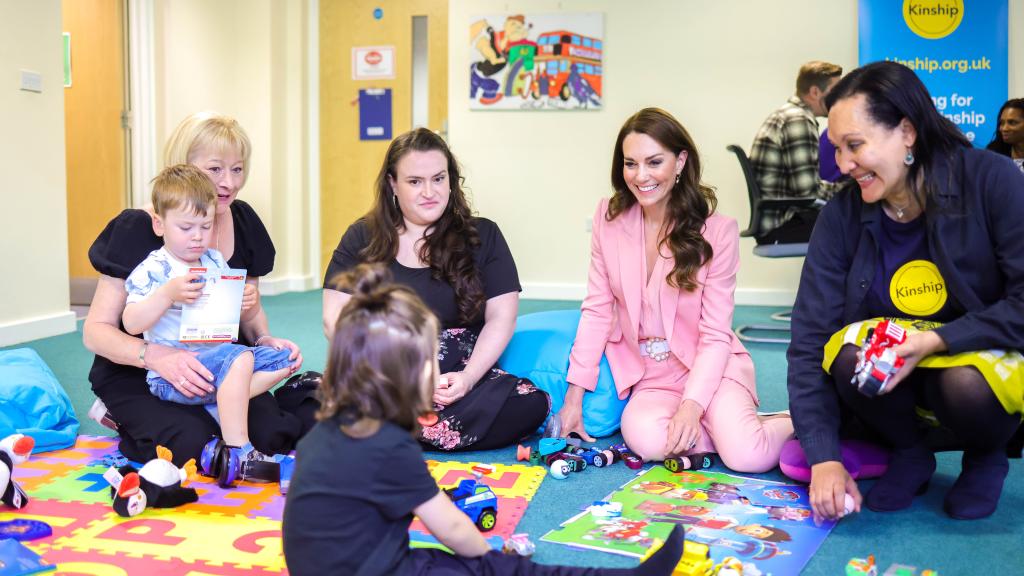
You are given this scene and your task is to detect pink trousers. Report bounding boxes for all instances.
[620,356,793,473]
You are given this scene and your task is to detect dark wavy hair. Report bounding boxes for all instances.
[360,128,484,325]
[608,108,717,292]
[986,98,1024,157]
[824,61,970,209]
[320,264,439,437]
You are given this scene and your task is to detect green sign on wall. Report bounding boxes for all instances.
[63,32,71,87]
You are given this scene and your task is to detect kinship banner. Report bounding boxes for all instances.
[859,0,1008,146]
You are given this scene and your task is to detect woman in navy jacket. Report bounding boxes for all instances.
[788,62,1024,521]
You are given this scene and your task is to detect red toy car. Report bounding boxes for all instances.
[852,320,907,397]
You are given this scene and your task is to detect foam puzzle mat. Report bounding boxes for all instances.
[4,436,547,574]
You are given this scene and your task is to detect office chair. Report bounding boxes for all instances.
[727,144,820,344]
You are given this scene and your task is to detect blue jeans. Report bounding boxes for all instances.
[148,344,293,406]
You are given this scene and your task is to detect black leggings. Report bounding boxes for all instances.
[410,548,636,575]
[831,345,1019,452]
[95,363,316,466]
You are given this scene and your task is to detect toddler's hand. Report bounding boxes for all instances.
[241,283,258,312]
[162,273,205,305]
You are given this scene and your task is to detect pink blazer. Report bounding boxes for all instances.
[566,198,756,410]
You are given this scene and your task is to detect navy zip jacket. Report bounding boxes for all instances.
[787,146,1024,466]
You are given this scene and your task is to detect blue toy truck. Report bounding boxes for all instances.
[445,464,499,531]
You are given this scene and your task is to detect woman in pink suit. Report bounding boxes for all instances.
[557,108,794,473]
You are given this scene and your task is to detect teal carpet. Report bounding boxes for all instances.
[5,293,1021,574]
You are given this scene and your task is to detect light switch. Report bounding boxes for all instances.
[20,70,42,93]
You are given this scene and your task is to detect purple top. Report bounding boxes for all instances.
[818,129,842,182]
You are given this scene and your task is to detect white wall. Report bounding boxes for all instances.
[449,0,1024,305]
[153,0,315,295]
[0,0,76,346]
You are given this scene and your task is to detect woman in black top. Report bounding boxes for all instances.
[322,128,549,451]
[84,112,316,466]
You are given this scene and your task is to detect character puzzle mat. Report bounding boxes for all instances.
[4,435,546,574]
[541,465,837,576]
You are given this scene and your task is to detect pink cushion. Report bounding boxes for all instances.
[779,438,890,483]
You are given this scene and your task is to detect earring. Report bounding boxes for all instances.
[675,172,681,184]
[392,193,399,209]
[904,149,915,166]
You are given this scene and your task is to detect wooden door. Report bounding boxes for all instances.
[320,0,448,275]
[63,0,128,304]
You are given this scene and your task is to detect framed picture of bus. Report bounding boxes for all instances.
[470,12,603,110]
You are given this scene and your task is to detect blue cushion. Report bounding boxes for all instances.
[0,348,79,452]
[498,310,626,437]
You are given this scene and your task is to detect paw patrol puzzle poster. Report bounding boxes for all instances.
[470,13,603,110]
[541,466,837,575]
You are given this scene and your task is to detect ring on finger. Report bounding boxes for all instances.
[178,378,187,387]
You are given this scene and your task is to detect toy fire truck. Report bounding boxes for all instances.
[852,320,907,397]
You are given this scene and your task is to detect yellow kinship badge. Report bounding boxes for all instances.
[890,259,947,316]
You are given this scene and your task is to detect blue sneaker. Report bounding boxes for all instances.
[278,455,295,495]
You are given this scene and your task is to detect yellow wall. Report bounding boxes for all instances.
[319,0,449,275]
[0,0,76,346]
[448,0,1024,304]
[153,0,314,294]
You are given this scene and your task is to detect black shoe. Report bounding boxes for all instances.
[944,449,1009,520]
[239,447,281,484]
[865,443,935,512]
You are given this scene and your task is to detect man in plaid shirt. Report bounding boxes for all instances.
[750,61,843,244]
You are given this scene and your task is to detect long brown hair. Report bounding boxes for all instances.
[320,264,439,437]
[608,108,717,291]
[360,128,484,325]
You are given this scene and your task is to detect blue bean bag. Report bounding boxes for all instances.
[498,309,626,437]
[0,348,79,452]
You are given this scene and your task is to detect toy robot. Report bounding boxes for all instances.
[852,320,907,397]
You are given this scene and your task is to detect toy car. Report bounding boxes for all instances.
[445,465,498,531]
[502,533,535,557]
[883,564,938,576]
[847,555,878,576]
[852,320,907,397]
[609,443,644,469]
[545,452,587,479]
[571,446,614,467]
[663,453,714,472]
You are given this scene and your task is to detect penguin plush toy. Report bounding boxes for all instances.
[0,434,33,510]
[108,446,199,517]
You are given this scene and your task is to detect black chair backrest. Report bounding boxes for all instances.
[726,144,764,238]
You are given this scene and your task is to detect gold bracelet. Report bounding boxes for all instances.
[254,334,271,347]
[137,341,149,369]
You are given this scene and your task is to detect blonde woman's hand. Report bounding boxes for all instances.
[147,344,215,398]
[241,283,259,312]
[260,336,303,374]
